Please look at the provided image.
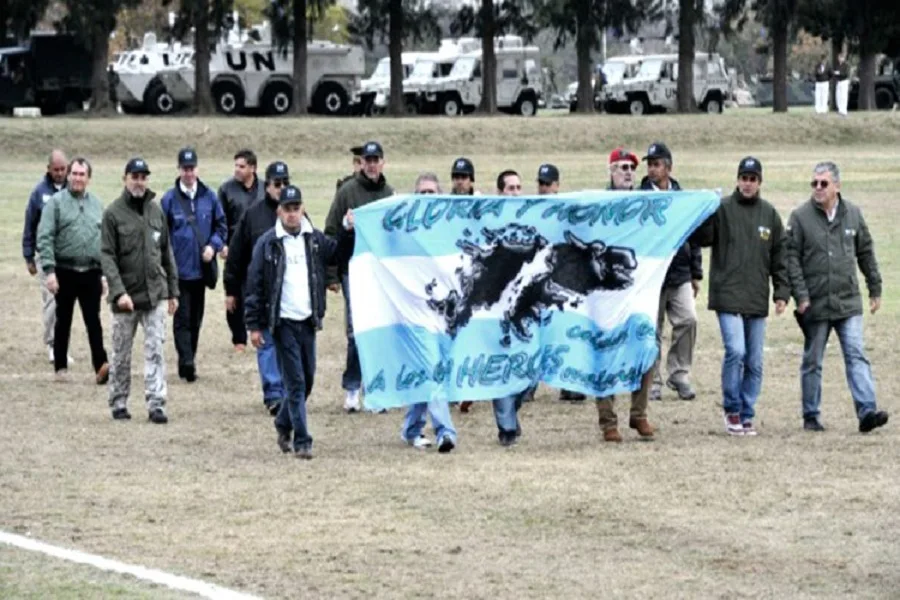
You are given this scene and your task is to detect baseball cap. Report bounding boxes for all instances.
[361,141,383,158]
[125,157,151,175]
[642,142,672,162]
[608,147,639,166]
[265,161,289,181]
[178,147,198,168]
[737,156,763,179]
[279,184,303,205]
[451,157,475,178]
[350,145,364,156]
[537,163,560,184]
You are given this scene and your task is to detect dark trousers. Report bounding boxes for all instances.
[173,279,206,369]
[273,318,317,451]
[54,267,108,373]
[226,292,247,345]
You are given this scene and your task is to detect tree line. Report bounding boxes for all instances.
[2,0,899,115]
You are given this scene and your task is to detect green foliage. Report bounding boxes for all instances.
[1,0,53,41]
[535,0,663,52]
[347,0,441,50]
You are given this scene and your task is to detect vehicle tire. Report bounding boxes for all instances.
[440,95,461,116]
[146,83,176,115]
[212,81,244,116]
[514,92,537,116]
[262,82,293,115]
[701,94,723,114]
[628,96,649,115]
[312,82,349,116]
[874,87,894,110]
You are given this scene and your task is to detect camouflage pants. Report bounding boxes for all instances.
[108,302,168,412]
[36,258,56,346]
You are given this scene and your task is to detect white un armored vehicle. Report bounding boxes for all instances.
[113,33,194,115]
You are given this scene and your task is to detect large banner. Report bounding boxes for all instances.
[348,190,720,410]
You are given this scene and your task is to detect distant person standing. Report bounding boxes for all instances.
[335,145,364,192]
[218,149,265,351]
[101,158,179,424]
[160,148,227,383]
[22,149,70,364]
[36,157,110,384]
[536,163,560,195]
[834,53,850,116]
[450,157,479,195]
[814,54,830,114]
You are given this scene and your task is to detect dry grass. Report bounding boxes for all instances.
[0,114,898,599]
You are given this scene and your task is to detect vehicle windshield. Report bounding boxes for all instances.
[635,58,664,80]
[450,56,476,78]
[411,60,435,79]
[371,59,390,79]
[603,62,627,84]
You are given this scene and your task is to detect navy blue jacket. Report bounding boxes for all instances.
[244,218,352,333]
[160,179,227,281]
[640,175,703,287]
[22,174,65,262]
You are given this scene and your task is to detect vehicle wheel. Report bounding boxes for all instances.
[146,84,176,115]
[262,82,293,115]
[628,96,649,115]
[312,82,349,116]
[515,93,537,116]
[702,95,723,114]
[212,81,244,115]
[440,95,461,116]
[874,87,894,110]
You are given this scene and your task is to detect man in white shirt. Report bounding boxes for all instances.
[244,184,354,459]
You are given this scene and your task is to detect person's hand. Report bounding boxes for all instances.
[220,246,229,260]
[101,276,108,298]
[226,295,236,313]
[797,300,810,315]
[344,209,355,230]
[327,283,340,293]
[870,297,881,314]
[26,261,37,276]
[168,298,178,316]
[691,279,701,298]
[46,273,59,295]
[775,299,786,315]
[250,330,264,349]
[117,293,134,312]
[202,245,215,262]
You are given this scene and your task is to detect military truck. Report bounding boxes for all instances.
[602,52,731,115]
[113,33,194,115]
[417,35,543,116]
[352,52,431,116]
[849,55,900,110]
[567,55,643,112]
[0,33,92,115]
[158,33,365,116]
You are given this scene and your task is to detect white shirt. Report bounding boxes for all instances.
[826,198,840,223]
[277,217,314,321]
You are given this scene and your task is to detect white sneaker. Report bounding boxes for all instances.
[47,346,74,365]
[409,435,432,449]
[343,389,361,413]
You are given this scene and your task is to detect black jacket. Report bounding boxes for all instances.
[244,218,352,332]
[223,193,279,297]
[218,175,265,245]
[640,175,703,287]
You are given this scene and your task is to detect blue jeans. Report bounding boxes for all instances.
[492,385,534,434]
[273,319,316,451]
[402,400,457,443]
[717,313,766,422]
[341,273,362,392]
[257,328,285,406]
[801,315,877,421]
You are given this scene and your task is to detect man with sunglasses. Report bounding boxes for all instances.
[785,161,887,434]
[595,147,656,442]
[325,141,394,413]
[640,142,701,402]
[691,157,790,436]
[224,161,292,416]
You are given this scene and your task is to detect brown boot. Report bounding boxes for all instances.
[459,401,473,413]
[629,417,655,438]
[603,428,623,443]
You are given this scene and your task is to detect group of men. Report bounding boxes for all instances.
[813,53,851,116]
[22,139,889,459]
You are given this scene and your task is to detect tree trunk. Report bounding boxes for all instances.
[388,0,404,116]
[771,19,789,113]
[479,0,497,114]
[575,22,593,113]
[89,25,112,113]
[857,51,877,110]
[193,1,214,114]
[677,0,696,112]
[829,36,842,111]
[293,0,308,114]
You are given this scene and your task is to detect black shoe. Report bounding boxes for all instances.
[437,435,455,453]
[559,389,586,401]
[276,428,292,453]
[183,365,197,383]
[111,407,131,420]
[859,410,889,433]
[498,431,517,447]
[148,408,168,424]
[666,379,696,400]
[803,418,825,432]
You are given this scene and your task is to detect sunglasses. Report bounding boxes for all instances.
[740,174,759,183]
[271,179,290,188]
[615,164,635,172]
[810,180,830,189]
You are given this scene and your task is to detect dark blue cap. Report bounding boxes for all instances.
[537,163,559,184]
[178,147,198,167]
[125,157,151,175]
[279,184,302,205]
[265,161,289,181]
[361,141,383,158]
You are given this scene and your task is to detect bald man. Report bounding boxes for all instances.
[23,150,72,364]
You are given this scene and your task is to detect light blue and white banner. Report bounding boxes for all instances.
[348,190,720,410]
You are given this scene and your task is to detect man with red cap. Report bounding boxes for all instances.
[594,147,655,442]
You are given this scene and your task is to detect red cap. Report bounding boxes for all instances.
[608,147,638,166]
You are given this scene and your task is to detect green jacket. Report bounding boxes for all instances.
[692,189,790,317]
[324,171,394,284]
[37,189,104,273]
[100,189,179,312]
[785,195,881,322]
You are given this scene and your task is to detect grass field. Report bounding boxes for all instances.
[1,111,899,599]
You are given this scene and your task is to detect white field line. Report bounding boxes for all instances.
[0,530,263,600]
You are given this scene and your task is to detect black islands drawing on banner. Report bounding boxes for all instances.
[425,224,639,347]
